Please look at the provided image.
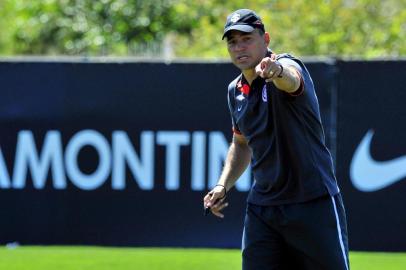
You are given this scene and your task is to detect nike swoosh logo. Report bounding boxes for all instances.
[350,130,406,192]
[237,105,243,111]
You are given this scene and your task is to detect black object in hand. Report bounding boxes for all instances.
[204,198,220,216]
[204,207,211,216]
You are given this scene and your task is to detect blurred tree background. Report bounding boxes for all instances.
[0,0,404,58]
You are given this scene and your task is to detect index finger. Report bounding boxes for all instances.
[255,63,263,75]
[203,192,213,205]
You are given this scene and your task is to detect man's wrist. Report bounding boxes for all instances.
[215,184,227,198]
[276,64,284,78]
[271,63,283,79]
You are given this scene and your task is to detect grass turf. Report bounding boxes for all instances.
[0,246,405,270]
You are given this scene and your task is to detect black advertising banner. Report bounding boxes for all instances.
[305,59,338,159]
[336,60,406,251]
[0,59,334,248]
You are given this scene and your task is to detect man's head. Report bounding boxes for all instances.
[223,9,269,72]
[222,9,265,40]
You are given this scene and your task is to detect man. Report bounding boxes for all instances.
[203,9,349,270]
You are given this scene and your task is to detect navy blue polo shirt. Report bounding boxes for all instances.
[227,53,339,205]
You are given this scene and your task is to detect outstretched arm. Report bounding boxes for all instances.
[255,53,302,94]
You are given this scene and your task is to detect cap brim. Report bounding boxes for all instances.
[222,25,255,40]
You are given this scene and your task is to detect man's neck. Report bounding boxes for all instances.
[242,69,258,85]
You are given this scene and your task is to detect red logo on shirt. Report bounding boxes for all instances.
[237,80,250,95]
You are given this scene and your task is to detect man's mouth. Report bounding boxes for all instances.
[237,55,249,61]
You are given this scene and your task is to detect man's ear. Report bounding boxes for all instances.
[264,32,270,45]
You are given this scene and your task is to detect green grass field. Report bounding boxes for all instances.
[0,246,405,270]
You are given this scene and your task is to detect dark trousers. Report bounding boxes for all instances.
[242,194,349,270]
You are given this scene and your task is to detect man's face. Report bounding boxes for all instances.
[226,29,269,71]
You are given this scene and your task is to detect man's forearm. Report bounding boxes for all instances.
[272,65,301,93]
[217,139,251,192]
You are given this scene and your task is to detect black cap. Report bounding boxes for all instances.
[222,9,265,40]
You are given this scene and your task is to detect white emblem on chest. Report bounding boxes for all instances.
[236,94,244,112]
[262,85,268,102]
[236,94,245,101]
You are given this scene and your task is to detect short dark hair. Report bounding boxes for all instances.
[257,28,265,36]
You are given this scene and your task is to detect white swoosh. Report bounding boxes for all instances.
[350,130,406,192]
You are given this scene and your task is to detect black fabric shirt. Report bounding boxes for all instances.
[227,53,340,205]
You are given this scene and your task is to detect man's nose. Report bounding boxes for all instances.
[234,42,246,51]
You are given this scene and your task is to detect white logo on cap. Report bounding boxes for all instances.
[230,13,241,23]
